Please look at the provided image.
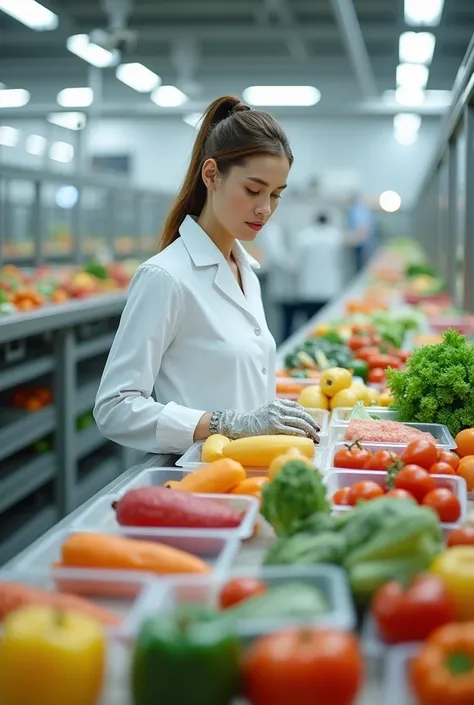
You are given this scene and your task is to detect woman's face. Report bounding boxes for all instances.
[203,153,290,241]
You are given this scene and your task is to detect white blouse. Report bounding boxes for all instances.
[94,215,276,454]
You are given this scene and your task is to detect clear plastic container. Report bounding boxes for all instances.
[330,407,399,426]
[327,442,411,469]
[325,469,468,531]
[14,528,241,579]
[71,487,259,540]
[329,421,456,449]
[127,564,356,640]
[384,644,421,705]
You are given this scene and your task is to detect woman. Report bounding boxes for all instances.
[94,95,319,454]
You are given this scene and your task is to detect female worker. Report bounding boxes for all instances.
[94,95,319,454]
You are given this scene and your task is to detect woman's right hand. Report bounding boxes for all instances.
[216,399,320,443]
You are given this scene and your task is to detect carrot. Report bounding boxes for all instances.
[165,458,246,493]
[0,582,120,626]
[57,533,211,576]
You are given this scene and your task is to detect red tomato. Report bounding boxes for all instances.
[366,354,401,370]
[422,488,461,523]
[347,336,372,351]
[364,450,399,471]
[370,333,382,346]
[428,461,457,476]
[368,368,386,384]
[385,488,416,501]
[437,450,459,471]
[372,573,456,645]
[401,440,438,470]
[394,465,436,503]
[219,577,267,609]
[447,526,474,547]
[333,487,352,505]
[243,627,364,705]
[356,346,381,363]
[347,481,384,506]
[333,444,372,470]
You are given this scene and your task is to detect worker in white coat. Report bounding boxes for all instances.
[94,95,319,455]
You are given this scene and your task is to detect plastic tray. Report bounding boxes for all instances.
[325,469,468,531]
[384,644,421,705]
[127,564,356,640]
[14,528,240,580]
[0,568,157,635]
[330,407,399,426]
[329,421,456,449]
[71,486,259,541]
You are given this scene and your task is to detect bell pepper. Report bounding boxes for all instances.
[410,622,474,705]
[431,546,474,620]
[0,605,105,705]
[132,606,241,705]
[343,358,369,382]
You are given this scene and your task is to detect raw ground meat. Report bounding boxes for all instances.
[345,419,437,444]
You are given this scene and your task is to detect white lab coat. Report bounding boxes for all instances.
[94,215,276,455]
[293,223,345,301]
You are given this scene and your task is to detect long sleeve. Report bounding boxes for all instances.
[93,264,206,454]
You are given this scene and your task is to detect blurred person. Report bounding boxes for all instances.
[94,95,319,455]
[346,193,377,273]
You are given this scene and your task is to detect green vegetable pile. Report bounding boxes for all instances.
[284,333,353,372]
[387,329,474,436]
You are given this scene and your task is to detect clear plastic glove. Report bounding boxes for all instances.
[216,399,320,443]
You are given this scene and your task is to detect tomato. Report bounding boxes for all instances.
[367,368,386,384]
[455,428,474,457]
[397,350,411,363]
[385,488,416,501]
[356,346,380,363]
[347,336,372,351]
[401,440,438,470]
[366,354,401,370]
[347,481,384,506]
[333,487,351,505]
[437,450,459,471]
[458,456,474,490]
[363,449,399,471]
[219,577,267,609]
[243,627,364,705]
[428,461,457,476]
[394,465,436,503]
[447,526,474,547]
[372,573,456,645]
[370,333,382,346]
[333,443,372,470]
[422,488,461,523]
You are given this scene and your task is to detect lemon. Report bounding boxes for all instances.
[297,385,329,410]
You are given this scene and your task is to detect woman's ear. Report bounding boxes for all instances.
[201,158,219,190]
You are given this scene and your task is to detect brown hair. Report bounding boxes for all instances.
[159,95,293,251]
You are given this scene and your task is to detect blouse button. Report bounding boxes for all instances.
[254,327,261,336]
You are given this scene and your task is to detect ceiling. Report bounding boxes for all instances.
[0,0,473,119]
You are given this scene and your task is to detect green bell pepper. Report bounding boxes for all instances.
[132,607,241,705]
[342,358,369,382]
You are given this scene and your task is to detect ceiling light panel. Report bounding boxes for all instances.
[404,0,444,26]
[0,0,58,31]
[399,32,436,65]
[396,63,429,89]
[0,89,30,108]
[243,85,321,106]
[26,134,46,156]
[57,87,93,108]
[151,85,188,107]
[67,35,118,68]
[0,126,20,147]
[116,63,161,93]
[48,112,87,130]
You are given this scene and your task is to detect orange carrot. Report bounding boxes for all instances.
[165,459,246,493]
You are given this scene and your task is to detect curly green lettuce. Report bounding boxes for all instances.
[387,329,474,436]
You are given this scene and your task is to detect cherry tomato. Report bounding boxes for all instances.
[366,354,401,370]
[219,577,267,609]
[397,350,411,363]
[428,461,457,476]
[458,456,474,490]
[422,488,461,523]
[333,443,372,470]
[447,526,474,547]
[347,481,384,506]
[394,465,436,503]
[333,487,351,505]
[401,440,438,470]
[364,449,399,471]
[455,428,474,457]
[386,488,416,501]
[347,336,372,351]
[367,368,386,384]
[356,346,381,363]
[437,450,459,471]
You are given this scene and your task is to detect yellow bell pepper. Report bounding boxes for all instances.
[320,367,352,398]
[0,605,105,705]
[431,547,474,621]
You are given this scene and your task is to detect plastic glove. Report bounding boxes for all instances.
[216,399,320,443]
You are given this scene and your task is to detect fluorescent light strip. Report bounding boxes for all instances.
[26,134,46,156]
[67,34,118,68]
[243,85,321,106]
[0,0,58,31]
[399,32,436,65]
[394,113,422,132]
[0,88,30,108]
[0,126,19,147]
[116,63,161,93]
[48,112,87,130]
[405,0,444,26]
[396,63,429,89]
[395,86,425,106]
[57,87,93,108]
[151,85,188,107]
[50,141,74,163]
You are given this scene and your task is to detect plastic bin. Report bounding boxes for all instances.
[127,564,356,640]
[330,407,399,426]
[329,421,456,449]
[325,469,467,531]
[384,644,421,705]
[71,488,259,540]
[14,528,241,579]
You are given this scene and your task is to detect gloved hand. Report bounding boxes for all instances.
[216,399,320,443]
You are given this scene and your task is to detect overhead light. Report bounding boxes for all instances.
[0,88,30,108]
[394,130,418,145]
[0,0,58,31]
[243,85,321,106]
[49,141,74,163]
[399,32,436,65]
[183,112,203,129]
[380,190,402,213]
[56,185,78,209]
[116,63,161,93]
[0,126,19,147]
[151,85,188,107]
[47,112,87,130]
[57,87,93,108]
[396,63,429,89]
[395,86,425,106]
[26,134,46,155]
[67,34,118,68]
[394,113,422,132]
[404,0,444,26]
